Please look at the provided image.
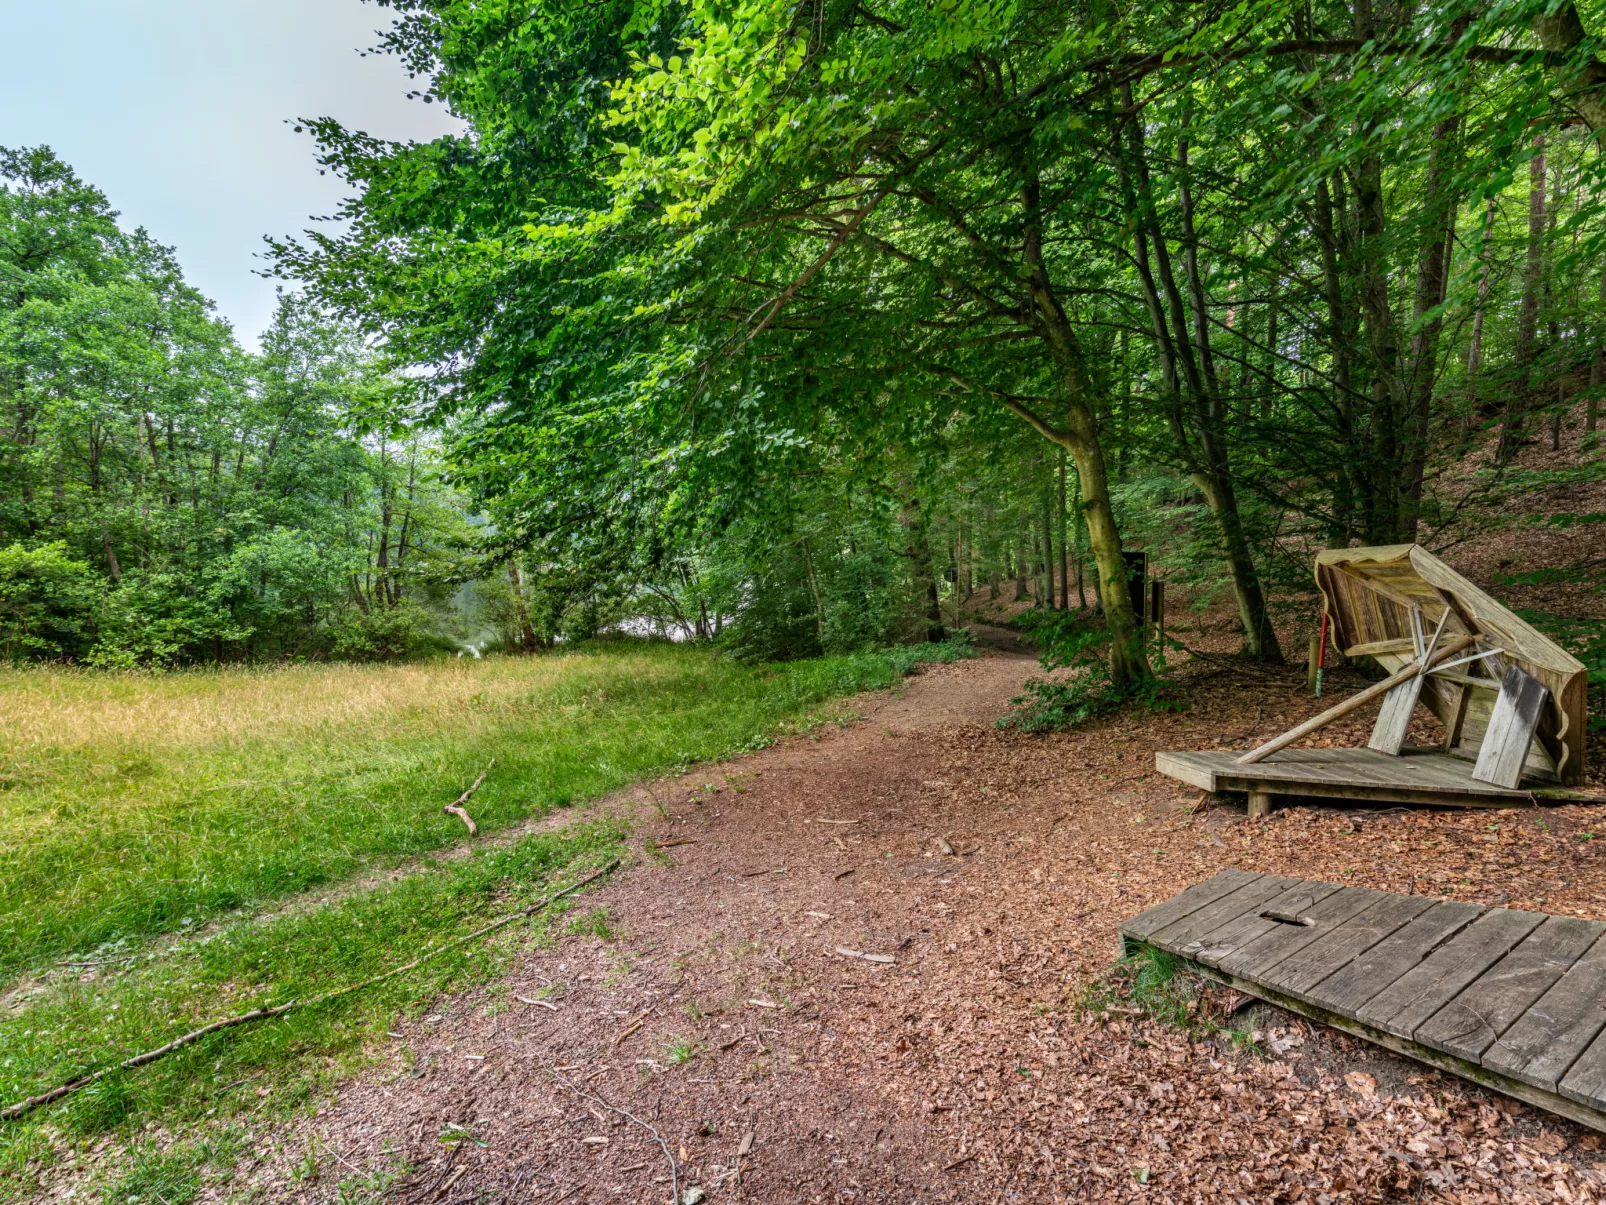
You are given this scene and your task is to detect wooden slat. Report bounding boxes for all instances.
[1263,893,1437,1000]
[1177,880,1340,967]
[1156,748,1530,800]
[1347,637,1419,657]
[1123,868,1606,1131]
[1560,1024,1606,1112]
[1473,666,1550,789]
[1487,933,1606,1091]
[1120,870,1261,942]
[1146,875,1305,948]
[1369,676,1425,756]
[1415,916,1604,1061]
[1311,901,1485,1015]
[1355,908,1546,1039]
[1216,887,1389,981]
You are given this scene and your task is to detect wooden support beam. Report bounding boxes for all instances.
[1236,635,1477,766]
[1345,637,1419,658]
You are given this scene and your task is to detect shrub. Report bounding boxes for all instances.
[0,542,99,661]
[998,608,1179,732]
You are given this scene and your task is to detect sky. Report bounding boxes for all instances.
[0,0,463,349]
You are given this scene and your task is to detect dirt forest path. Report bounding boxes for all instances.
[258,640,1606,1205]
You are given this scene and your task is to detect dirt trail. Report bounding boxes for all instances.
[249,643,1606,1205]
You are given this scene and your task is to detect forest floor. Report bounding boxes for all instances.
[203,627,1606,1205]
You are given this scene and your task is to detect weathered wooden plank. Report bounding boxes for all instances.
[1415,915,1604,1062]
[1153,751,1219,791]
[1347,637,1419,658]
[1263,892,1437,1000]
[1216,887,1389,981]
[1146,875,1306,949]
[1560,1024,1606,1113]
[1119,869,1261,942]
[1310,901,1486,1015]
[1487,933,1606,1091]
[1356,908,1546,1040]
[1177,880,1340,967]
[1473,666,1550,789]
[1156,747,1532,802]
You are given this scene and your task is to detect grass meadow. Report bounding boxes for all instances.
[0,638,967,1199]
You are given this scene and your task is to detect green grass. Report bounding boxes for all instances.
[1085,945,1257,1050]
[0,639,959,979]
[1,823,625,1197]
[0,637,974,1198]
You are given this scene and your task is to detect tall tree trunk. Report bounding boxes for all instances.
[902,495,945,642]
[1018,164,1150,686]
[1400,110,1461,539]
[1466,198,1495,425]
[1116,97,1283,662]
[801,537,826,648]
[1591,257,1605,433]
[1503,136,1548,463]
[1057,453,1071,612]
[507,560,539,652]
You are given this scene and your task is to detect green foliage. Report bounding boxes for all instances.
[0,150,486,666]
[999,611,1180,732]
[1086,946,1255,1050]
[0,543,98,661]
[1,825,625,1148]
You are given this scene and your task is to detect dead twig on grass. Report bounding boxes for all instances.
[445,760,494,835]
[0,860,620,1123]
[544,1063,678,1205]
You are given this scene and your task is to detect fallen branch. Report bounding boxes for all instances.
[544,1063,678,1205]
[0,859,621,1123]
[445,759,494,835]
[834,947,895,964]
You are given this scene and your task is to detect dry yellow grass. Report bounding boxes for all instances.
[0,642,911,979]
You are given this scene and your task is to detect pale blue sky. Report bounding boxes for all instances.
[0,0,463,348]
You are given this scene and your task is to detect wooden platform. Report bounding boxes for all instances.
[1157,746,1534,808]
[1120,871,1606,1131]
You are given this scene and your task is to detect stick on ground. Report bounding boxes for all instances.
[545,1063,679,1204]
[0,859,620,1123]
[445,759,495,835]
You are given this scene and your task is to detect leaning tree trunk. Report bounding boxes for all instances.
[1018,167,1151,687]
[1117,100,1283,662]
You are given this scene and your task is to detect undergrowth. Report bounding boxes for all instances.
[1084,945,1257,1051]
[997,610,1181,732]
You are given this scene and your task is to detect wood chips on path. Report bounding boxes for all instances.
[245,642,1606,1205]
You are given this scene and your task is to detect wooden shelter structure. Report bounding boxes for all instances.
[1157,545,1590,812]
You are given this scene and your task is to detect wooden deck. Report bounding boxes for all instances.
[1156,746,1534,808]
[1120,871,1606,1131]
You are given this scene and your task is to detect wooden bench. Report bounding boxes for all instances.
[1120,871,1606,1131]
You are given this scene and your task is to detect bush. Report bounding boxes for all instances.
[998,609,1179,732]
[86,574,246,669]
[0,542,99,661]
[326,602,438,661]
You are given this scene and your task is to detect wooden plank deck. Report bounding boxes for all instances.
[1119,871,1606,1131]
[1156,746,1535,808]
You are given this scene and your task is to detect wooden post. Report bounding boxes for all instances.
[1247,790,1273,818]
